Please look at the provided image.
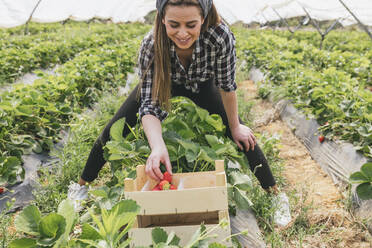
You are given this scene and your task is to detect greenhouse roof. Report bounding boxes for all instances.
[0,0,371,28]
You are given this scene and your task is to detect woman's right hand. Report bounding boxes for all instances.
[145,145,172,181]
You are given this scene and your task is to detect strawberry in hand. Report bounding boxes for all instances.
[163,171,172,183]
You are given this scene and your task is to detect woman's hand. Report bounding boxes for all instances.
[231,124,257,152]
[145,145,172,181]
[142,114,172,181]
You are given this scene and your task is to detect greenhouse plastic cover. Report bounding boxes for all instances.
[0,0,372,28]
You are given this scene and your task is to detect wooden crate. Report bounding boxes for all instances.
[124,160,231,247]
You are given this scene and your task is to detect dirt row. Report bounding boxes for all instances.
[241,80,372,248]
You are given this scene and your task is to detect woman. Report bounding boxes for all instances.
[69,0,290,226]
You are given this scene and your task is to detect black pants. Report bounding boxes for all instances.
[81,80,276,189]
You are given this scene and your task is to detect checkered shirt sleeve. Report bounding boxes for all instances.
[214,25,237,92]
[137,33,169,121]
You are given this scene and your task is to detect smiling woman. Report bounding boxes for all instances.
[72,0,290,226]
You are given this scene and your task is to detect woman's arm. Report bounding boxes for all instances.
[142,114,172,181]
[219,90,256,151]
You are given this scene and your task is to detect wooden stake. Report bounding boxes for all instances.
[136,165,147,190]
[215,160,224,173]
[124,178,135,192]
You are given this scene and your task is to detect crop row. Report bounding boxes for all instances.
[0,23,149,85]
[233,28,372,159]
[0,25,149,185]
[235,29,371,86]
[278,29,372,54]
[0,21,98,36]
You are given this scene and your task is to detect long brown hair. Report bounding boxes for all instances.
[143,0,220,111]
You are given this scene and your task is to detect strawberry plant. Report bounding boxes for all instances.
[349,162,372,200]
[0,24,150,186]
[9,198,140,248]
[0,22,150,85]
[233,27,372,159]
[104,97,247,182]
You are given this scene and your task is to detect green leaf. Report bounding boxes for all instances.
[0,103,13,111]
[110,118,126,142]
[8,238,37,248]
[234,188,252,209]
[152,227,168,244]
[206,115,224,132]
[90,189,109,198]
[32,141,43,154]
[79,223,101,240]
[38,213,66,246]
[15,105,33,116]
[166,231,180,246]
[186,149,199,163]
[104,61,116,67]
[14,205,41,236]
[205,135,220,147]
[360,162,372,180]
[185,224,208,248]
[108,154,125,161]
[110,199,140,215]
[55,199,77,247]
[356,183,372,200]
[350,171,369,184]
[167,145,179,161]
[230,171,252,191]
[198,148,216,163]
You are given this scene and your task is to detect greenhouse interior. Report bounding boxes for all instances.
[0,0,371,247]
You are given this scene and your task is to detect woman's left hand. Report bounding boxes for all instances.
[230,124,257,152]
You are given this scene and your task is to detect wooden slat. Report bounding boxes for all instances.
[136,165,147,190]
[219,210,229,222]
[216,172,226,186]
[215,160,224,172]
[125,187,228,215]
[124,178,135,192]
[138,211,219,227]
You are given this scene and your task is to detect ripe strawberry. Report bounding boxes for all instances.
[170,184,177,190]
[163,171,172,183]
[0,187,4,194]
[159,180,170,190]
[318,135,325,143]
[152,185,161,191]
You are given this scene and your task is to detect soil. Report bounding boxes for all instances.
[240,80,372,248]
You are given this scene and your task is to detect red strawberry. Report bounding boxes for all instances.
[163,172,172,183]
[318,135,325,143]
[159,180,170,190]
[152,184,161,191]
[0,187,4,194]
[170,184,177,190]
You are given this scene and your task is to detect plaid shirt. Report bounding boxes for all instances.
[138,22,237,121]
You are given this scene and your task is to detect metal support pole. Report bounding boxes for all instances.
[302,6,342,49]
[24,0,43,35]
[325,19,340,36]
[272,8,294,33]
[338,0,372,40]
[302,7,325,49]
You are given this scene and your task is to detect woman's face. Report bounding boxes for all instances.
[162,5,204,50]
